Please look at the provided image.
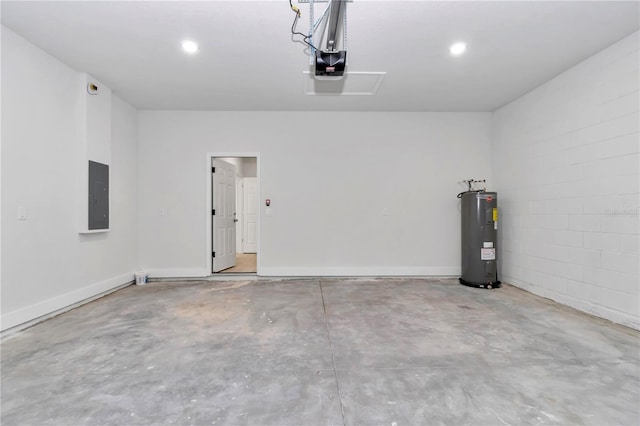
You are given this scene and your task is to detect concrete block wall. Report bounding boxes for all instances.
[493,31,639,329]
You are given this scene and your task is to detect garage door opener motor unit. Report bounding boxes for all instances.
[458,179,501,289]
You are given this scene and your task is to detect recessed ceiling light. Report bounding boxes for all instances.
[182,40,198,54]
[449,42,466,56]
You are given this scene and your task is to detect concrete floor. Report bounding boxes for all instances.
[1,278,638,425]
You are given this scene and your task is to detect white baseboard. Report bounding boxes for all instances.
[258,266,460,277]
[1,272,135,333]
[148,267,210,278]
[505,277,640,331]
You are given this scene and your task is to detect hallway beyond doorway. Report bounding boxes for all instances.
[218,253,257,274]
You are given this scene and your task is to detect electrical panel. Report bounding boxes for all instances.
[88,160,109,230]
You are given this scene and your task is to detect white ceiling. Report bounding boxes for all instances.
[2,1,639,111]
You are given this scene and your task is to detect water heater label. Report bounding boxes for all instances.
[493,208,498,221]
[483,242,494,248]
[481,248,496,260]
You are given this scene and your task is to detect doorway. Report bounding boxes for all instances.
[209,155,259,274]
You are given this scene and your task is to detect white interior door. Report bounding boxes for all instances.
[212,159,236,272]
[242,177,258,253]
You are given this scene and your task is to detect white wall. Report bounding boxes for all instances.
[138,111,492,277]
[242,158,257,178]
[493,31,640,329]
[218,157,257,178]
[1,26,139,331]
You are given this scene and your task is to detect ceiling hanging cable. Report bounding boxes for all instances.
[289,0,318,50]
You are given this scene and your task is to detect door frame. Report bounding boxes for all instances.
[206,153,261,275]
[242,177,258,253]
[235,177,244,253]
